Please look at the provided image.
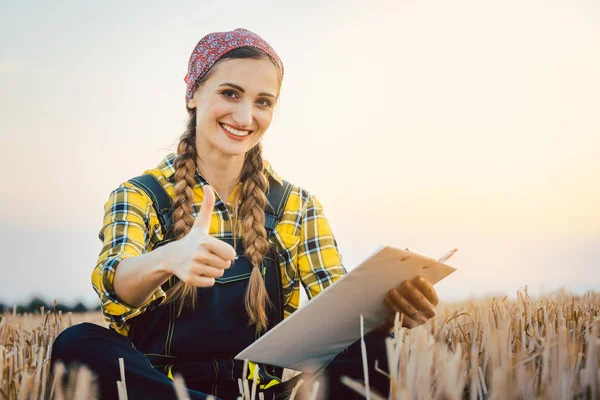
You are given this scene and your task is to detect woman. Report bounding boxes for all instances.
[51,28,439,400]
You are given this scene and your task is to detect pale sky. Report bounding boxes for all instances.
[1,0,599,308]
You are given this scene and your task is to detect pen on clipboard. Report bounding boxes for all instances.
[437,248,458,264]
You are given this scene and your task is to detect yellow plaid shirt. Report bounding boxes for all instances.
[92,152,347,336]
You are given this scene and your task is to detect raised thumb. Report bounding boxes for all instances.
[192,184,216,234]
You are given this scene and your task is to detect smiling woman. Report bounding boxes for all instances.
[48,28,439,400]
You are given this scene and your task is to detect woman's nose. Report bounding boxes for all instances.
[232,102,253,128]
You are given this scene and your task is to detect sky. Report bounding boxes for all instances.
[1,0,598,308]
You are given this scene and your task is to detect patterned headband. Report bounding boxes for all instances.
[184,28,284,107]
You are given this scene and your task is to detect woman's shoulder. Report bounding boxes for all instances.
[265,160,330,242]
[139,152,178,192]
[264,159,316,214]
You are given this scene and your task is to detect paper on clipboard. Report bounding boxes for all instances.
[235,245,457,374]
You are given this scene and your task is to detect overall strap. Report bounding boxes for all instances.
[264,178,293,237]
[128,174,173,237]
[128,174,293,239]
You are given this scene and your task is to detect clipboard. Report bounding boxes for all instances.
[235,245,457,374]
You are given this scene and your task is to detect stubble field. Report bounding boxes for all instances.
[1,289,598,399]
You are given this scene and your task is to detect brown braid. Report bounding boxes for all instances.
[165,110,200,315]
[236,143,272,334]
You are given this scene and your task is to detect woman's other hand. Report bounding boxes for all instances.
[167,185,236,287]
[373,275,439,334]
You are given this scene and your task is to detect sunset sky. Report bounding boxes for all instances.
[1,0,598,308]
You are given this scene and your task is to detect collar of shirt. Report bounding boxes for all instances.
[158,152,283,186]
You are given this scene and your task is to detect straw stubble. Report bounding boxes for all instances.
[1,289,599,399]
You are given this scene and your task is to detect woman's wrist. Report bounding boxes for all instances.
[150,241,178,277]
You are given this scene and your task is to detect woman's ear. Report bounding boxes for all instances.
[187,88,199,109]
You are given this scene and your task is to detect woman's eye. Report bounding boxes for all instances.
[221,90,238,99]
[257,98,272,108]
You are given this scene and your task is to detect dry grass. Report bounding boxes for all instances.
[1,289,598,399]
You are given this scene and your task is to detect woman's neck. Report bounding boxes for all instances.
[195,150,244,204]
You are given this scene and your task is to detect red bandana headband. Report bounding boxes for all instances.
[184,28,284,107]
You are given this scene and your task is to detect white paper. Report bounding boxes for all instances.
[234,245,457,373]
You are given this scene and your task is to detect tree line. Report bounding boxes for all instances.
[0,297,101,314]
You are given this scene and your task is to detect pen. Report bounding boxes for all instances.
[437,248,458,264]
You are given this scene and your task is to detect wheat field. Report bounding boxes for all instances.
[1,289,598,399]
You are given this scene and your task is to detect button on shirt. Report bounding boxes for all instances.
[92,153,347,336]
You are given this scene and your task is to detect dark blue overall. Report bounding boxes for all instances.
[126,174,292,398]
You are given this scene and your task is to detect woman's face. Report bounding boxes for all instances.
[187,57,281,158]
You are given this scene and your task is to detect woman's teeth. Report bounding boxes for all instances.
[221,123,250,137]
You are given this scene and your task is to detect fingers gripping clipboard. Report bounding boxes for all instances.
[235,246,457,374]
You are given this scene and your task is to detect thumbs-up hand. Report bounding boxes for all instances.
[167,185,236,287]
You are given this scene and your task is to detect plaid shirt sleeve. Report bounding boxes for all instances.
[297,193,347,299]
[91,182,167,334]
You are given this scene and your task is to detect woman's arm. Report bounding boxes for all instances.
[93,183,235,334]
[113,207,237,307]
[112,244,174,308]
[293,190,438,334]
[92,182,170,333]
[297,192,347,298]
